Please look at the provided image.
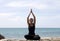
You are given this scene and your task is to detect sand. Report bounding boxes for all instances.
[0,37,60,41]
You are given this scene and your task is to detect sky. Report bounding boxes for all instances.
[0,0,60,28]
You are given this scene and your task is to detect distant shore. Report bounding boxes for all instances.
[1,37,60,41]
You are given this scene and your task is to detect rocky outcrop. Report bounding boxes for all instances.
[0,34,5,40]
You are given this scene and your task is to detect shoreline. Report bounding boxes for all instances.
[1,37,60,41]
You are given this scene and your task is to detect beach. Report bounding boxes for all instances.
[0,28,60,38]
[0,37,60,41]
[0,28,60,41]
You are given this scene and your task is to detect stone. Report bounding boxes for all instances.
[0,34,5,40]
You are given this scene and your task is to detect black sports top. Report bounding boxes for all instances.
[28,23,35,35]
[29,23,35,28]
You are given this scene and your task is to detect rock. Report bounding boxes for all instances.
[0,34,5,40]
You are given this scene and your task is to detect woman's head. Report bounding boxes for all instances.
[29,18,33,23]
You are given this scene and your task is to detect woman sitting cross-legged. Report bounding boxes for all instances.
[24,9,40,40]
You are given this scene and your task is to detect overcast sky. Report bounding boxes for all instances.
[0,0,60,28]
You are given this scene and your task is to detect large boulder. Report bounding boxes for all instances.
[0,34,5,40]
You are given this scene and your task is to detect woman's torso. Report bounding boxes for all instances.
[28,23,35,28]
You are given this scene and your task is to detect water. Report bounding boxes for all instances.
[0,28,60,39]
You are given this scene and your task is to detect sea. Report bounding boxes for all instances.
[0,28,60,39]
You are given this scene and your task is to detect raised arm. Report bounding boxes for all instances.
[27,13,31,24]
[31,10,36,24]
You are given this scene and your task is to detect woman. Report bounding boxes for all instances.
[27,9,36,36]
[24,9,40,40]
